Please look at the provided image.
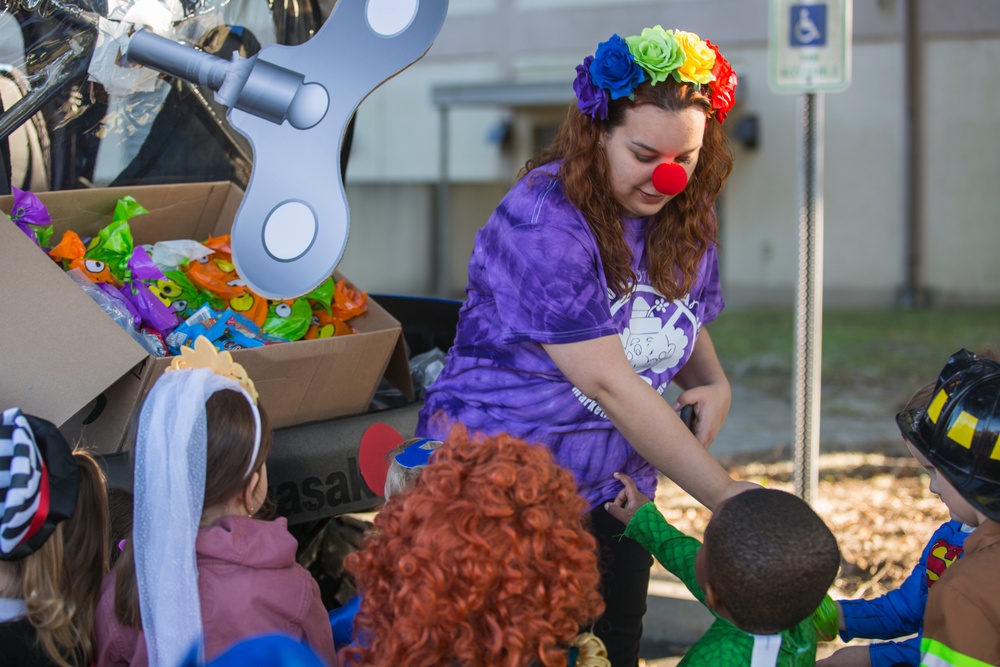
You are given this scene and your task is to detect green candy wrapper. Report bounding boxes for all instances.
[85,197,149,282]
[304,276,335,314]
[262,298,312,341]
[114,195,149,223]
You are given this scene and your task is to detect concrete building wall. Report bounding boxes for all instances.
[340,0,1000,305]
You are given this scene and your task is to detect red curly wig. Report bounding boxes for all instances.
[343,426,605,667]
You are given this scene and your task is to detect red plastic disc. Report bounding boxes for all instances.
[651,162,689,196]
[358,422,405,496]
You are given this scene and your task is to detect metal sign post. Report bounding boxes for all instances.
[769,0,852,504]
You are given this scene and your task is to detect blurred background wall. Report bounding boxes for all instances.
[338,0,1000,307]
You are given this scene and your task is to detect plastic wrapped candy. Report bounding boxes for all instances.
[183,249,247,300]
[205,309,286,351]
[304,276,335,313]
[262,298,312,341]
[120,247,180,335]
[49,230,88,264]
[331,279,368,321]
[7,188,53,249]
[150,270,221,320]
[48,229,124,287]
[167,305,284,354]
[227,289,270,328]
[304,305,352,340]
[166,305,222,354]
[84,218,134,283]
[66,268,161,357]
[145,240,215,272]
[114,196,148,224]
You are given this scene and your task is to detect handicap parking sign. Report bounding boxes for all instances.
[770,0,850,92]
[790,4,827,47]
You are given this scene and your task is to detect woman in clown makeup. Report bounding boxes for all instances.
[417,26,756,665]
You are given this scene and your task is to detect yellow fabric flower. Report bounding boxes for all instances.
[670,30,716,85]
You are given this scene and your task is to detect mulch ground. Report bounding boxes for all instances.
[652,452,949,599]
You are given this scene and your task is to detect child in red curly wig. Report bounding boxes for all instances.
[342,426,609,667]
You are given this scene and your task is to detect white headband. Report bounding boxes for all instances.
[133,368,260,667]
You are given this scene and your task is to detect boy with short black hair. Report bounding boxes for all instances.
[606,473,841,665]
[895,348,1000,666]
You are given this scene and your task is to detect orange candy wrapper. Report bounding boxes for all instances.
[49,230,123,287]
[331,280,367,321]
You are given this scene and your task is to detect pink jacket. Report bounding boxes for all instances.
[95,515,336,666]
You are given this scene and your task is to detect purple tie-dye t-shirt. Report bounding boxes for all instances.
[416,163,724,509]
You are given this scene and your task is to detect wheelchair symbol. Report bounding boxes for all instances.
[790,4,827,47]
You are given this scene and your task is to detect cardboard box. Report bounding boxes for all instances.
[1,182,414,454]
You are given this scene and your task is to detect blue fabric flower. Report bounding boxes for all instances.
[589,34,645,100]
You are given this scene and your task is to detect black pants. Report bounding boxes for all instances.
[588,503,653,667]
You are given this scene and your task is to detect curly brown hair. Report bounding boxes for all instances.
[523,77,734,301]
[344,426,605,667]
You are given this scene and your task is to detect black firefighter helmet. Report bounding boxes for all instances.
[896,349,1000,523]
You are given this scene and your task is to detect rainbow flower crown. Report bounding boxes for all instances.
[573,26,738,123]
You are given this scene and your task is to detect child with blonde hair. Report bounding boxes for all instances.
[0,408,110,667]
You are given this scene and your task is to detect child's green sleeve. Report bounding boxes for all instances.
[623,502,706,604]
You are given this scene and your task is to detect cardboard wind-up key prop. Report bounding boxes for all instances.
[123,0,449,299]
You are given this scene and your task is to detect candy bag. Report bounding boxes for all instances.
[66,268,160,357]
[150,270,219,319]
[304,304,353,339]
[331,279,368,321]
[227,289,270,328]
[85,218,134,282]
[262,298,312,341]
[145,239,214,271]
[119,247,180,335]
[305,276,335,314]
[113,196,148,223]
[49,230,87,265]
[184,251,247,300]
[204,308,286,350]
[8,187,53,248]
[166,304,223,354]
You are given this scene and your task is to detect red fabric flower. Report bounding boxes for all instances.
[706,40,737,123]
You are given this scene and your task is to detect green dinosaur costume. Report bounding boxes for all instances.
[624,503,818,666]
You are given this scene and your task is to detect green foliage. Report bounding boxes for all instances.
[710,307,1000,391]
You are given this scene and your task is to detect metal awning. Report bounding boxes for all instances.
[430,81,572,294]
[432,81,572,108]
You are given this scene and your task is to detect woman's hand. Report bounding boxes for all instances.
[673,379,731,448]
[604,472,652,525]
[670,329,730,448]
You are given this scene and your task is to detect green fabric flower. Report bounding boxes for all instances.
[626,25,684,86]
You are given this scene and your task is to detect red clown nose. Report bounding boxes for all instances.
[651,162,689,196]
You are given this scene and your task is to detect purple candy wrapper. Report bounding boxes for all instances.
[10,187,53,248]
[121,282,180,335]
[128,246,165,283]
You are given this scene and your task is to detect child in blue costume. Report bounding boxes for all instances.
[328,437,442,651]
[818,380,975,667]
[606,473,840,666]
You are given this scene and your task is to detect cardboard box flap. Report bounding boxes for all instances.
[0,222,148,425]
[25,182,238,243]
